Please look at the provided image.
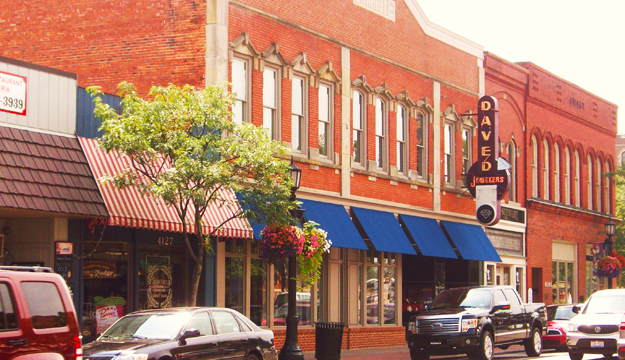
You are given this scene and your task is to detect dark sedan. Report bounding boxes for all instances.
[83,307,277,360]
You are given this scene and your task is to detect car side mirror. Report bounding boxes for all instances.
[572,305,581,314]
[179,329,201,344]
[492,301,511,312]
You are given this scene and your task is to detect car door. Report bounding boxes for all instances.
[0,280,30,359]
[492,289,514,343]
[212,310,249,360]
[174,311,221,360]
[502,288,527,340]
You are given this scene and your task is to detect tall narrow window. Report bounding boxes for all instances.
[587,155,593,210]
[291,76,305,152]
[353,91,365,166]
[397,106,407,174]
[564,147,571,205]
[444,123,453,185]
[508,141,517,202]
[554,145,560,203]
[416,113,426,178]
[232,58,248,124]
[605,161,611,214]
[263,68,278,140]
[543,139,550,200]
[532,136,538,197]
[462,128,471,176]
[375,98,386,169]
[318,84,332,158]
[597,161,602,211]
[575,150,581,207]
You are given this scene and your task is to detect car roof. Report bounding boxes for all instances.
[126,307,239,316]
[589,289,625,297]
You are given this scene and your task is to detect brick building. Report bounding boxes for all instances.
[0,0,617,351]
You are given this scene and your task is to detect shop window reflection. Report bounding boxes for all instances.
[225,257,244,314]
[273,262,311,327]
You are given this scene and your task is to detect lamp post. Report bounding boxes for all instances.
[279,158,304,360]
[604,219,616,289]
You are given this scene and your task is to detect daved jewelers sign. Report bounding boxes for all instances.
[0,71,27,116]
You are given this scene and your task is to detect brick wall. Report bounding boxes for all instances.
[273,326,405,352]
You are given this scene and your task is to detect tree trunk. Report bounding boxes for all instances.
[189,243,205,306]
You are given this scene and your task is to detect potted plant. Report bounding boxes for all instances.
[298,221,331,287]
[258,225,304,265]
[595,255,622,278]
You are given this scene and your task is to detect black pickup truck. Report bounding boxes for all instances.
[405,286,547,360]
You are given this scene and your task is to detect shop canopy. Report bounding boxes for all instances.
[300,199,368,250]
[440,220,502,262]
[79,137,253,239]
[351,207,417,255]
[398,214,458,259]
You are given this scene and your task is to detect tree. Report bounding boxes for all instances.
[88,82,298,306]
[608,165,625,287]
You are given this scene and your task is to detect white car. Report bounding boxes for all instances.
[566,289,625,360]
[617,311,625,359]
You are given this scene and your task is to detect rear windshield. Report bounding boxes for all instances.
[429,289,492,310]
[21,282,67,329]
[547,306,576,320]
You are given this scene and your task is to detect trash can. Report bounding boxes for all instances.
[314,321,345,360]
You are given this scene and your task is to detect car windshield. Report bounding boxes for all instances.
[100,313,188,340]
[583,295,625,314]
[429,289,491,310]
[547,306,576,320]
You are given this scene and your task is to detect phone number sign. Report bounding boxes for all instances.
[0,71,27,116]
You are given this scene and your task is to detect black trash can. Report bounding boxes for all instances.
[314,321,345,360]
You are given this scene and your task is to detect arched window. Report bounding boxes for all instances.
[396,105,408,174]
[575,150,581,207]
[543,139,550,200]
[587,155,593,210]
[375,97,387,169]
[605,161,611,214]
[508,141,517,202]
[532,136,538,197]
[621,151,625,167]
[554,144,560,203]
[352,91,365,166]
[597,161,602,212]
[564,147,571,205]
[415,112,427,179]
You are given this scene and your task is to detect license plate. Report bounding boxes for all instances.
[591,341,604,348]
[430,341,442,345]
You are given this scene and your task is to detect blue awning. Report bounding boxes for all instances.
[300,199,368,250]
[440,221,502,262]
[351,207,417,255]
[398,215,457,259]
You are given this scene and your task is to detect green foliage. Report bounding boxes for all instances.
[607,165,625,287]
[297,221,331,288]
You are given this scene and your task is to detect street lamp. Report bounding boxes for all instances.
[604,219,616,289]
[279,158,304,360]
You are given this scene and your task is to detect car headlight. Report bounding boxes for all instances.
[462,318,478,332]
[567,323,579,332]
[114,354,149,360]
[408,320,417,334]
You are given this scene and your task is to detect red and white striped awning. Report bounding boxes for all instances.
[79,136,252,239]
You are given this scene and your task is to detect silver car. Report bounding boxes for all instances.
[617,309,625,359]
[567,289,625,360]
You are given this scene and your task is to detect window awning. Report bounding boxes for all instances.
[300,199,368,250]
[79,137,252,239]
[351,207,416,255]
[440,220,501,262]
[398,215,457,259]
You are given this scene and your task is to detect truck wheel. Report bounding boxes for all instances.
[477,330,494,360]
[409,348,429,360]
[524,326,542,357]
[569,351,583,360]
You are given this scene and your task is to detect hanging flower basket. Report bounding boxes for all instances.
[297,221,332,287]
[595,256,622,278]
[259,225,304,265]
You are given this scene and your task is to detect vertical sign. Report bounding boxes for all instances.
[0,71,27,116]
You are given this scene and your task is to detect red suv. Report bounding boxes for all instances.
[0,266,82,359]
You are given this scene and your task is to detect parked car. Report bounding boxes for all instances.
[83,307,277,360]
[0,266,83,360]
[405,286,547,360]
[618,312,625,359]
[567,289,625,360]
[542,304,578,351]
[273,301,311,326]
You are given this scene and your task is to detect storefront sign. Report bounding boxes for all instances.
[500,206,525,224]
[84,260,120,279]
[0,71,27,116]
[95,305,123,334]
[147,256,173,308]
[55,241,73,255]
[54,254,73,281]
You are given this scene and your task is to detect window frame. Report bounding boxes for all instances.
[543,138,550,200]
[374,97,389,171]
[587,154,593,210]
[554,144,560,203]
[396,104,408,175]
[262,66,281,141]
[508,141,517,202]
[461,127,472,178]
[231,56,252,125]
[362,250,397,326]
[564,147,571,205]
[596,160,602,212]
[352,90,367,168]
[317,82,334,161]
[444,122,455,186]
[605,161,611,214]
[575,150,581,207]
[291,74,308,155]
[415,111,428,181]
[531,136,538,198]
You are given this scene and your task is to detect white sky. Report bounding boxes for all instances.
[416,0,625,134]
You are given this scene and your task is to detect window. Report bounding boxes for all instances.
[397,105,407,174]
[353,91,365,166]
[552,261,575,305]
[554,144,560,203]
[318,84,332,158]
[575,150,581,207]
[263,67,279,140]
[531,136,538,197]
[444,123,454,185]
[0,283,17,330]
[597,161,602,211]
[605,161,611,214]
[291,76,306,153]
[462,128,471,176]
[375,98,387,169]
[621,152,625,167]
[231,58,249,124]
[364,250,396,325]
[22,282,67,329]
[565,147,571,205]
[184,312,214,336]
[213,311,241,334]
[416,113,426,178]
[543,139,550,200]
[508,141,517,202]
[587,155,593,210]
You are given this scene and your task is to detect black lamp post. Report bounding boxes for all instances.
[279,158,304,360]
[604,219,616,289]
